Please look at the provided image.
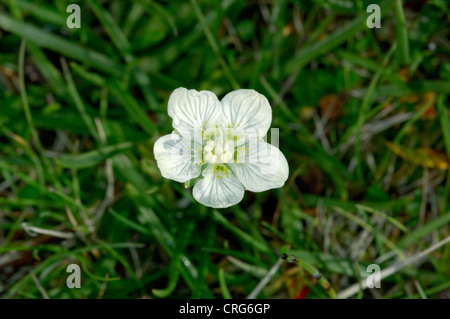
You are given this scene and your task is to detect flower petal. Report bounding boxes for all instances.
[168,88,222,139]
[230,141,289,192]
[221,89,272,139]
[193,165,244,208]
[153,133,202,183]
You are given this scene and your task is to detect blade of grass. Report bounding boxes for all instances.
[61,57,101,143]
[193,220,215,298]
[69,62,106,87]
[190,0,239,90]
[397,211,450,249]
[202,247,267,267]
[281,0,395,77]
[218,268,232,299]
[355,204,408,233]
[281,253,337,299]
[87,0,133,62]
[123,178,205,294]
[338,235,450,298]
[353,42,396,179]
[27,42,66,96]
[18,38,44,183]
[413,279,428,299]
[226,256,268,278]
[289,249,369,277]
[436,94,450,213]
[333,206,406,259]
[109,208,152,236]
[15,0,66,25]
[247,258,283,299]
[55,141,134,169]
[76,254,121,282]
[0,13,120,75]
[375,92,436,180]
[395,0,410,66]
[109,81,157,136]
[139,0,178,36]
[212,210,272,255]
[97,240,144,291]
[152,221,195,298]
[6,242,144,298]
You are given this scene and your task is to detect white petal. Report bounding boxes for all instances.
[204,140,215,153]
[168,88,222,139]
[193,165,244,208]
[153,133,202,183]
[215,141,224,155]
[230,141,289,192]
[222,151,232,163]
[204,152,216,163]
[221,89,272,140]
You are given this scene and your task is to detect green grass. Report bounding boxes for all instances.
[0,0,450,299]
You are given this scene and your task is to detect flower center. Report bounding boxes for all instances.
[204,138,233,163]
[213,165,229,178]
[200,126,236,164]
[194,125,249,167]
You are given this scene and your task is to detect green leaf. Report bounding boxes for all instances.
[55,141,134,169]
[395,0,410,66]
[0,13,120,75]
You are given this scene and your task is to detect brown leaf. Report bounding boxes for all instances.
[318,94,342,120]
[386,141,449,170]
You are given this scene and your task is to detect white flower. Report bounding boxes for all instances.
[153,88,289,208]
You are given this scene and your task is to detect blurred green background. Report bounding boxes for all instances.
[1,0,450,299]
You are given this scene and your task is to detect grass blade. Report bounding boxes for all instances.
[0,13,120,75]
[55,141,134,169]
[395,0,410,66]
